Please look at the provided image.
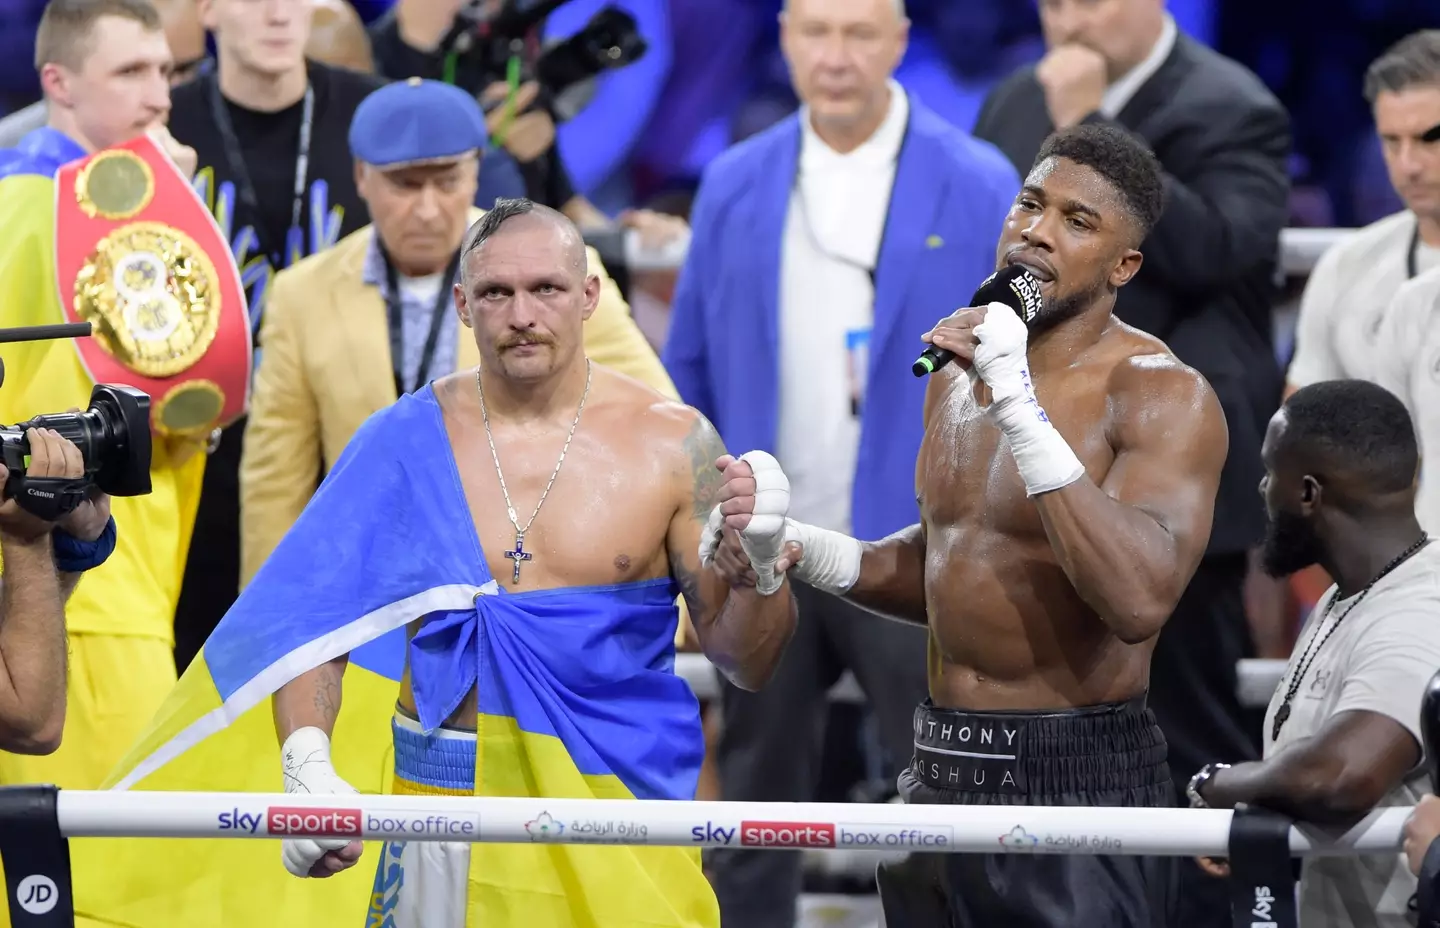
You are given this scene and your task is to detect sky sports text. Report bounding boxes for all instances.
[690,821,953,848]
[218,807,478,838]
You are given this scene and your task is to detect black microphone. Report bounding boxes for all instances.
[912,264,1044,377]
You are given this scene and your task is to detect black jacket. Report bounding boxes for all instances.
[974,35,1291,556]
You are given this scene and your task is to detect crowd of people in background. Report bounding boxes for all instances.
[4,1,1440,927]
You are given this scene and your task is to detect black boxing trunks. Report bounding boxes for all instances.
[876,696,1178,928]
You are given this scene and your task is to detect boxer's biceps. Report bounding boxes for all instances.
[667,411,732,621]
[1102,369,1227,560]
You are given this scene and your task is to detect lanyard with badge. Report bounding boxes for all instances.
[791,163,895,419]
[381,246,462,398]
[205,73,314,273]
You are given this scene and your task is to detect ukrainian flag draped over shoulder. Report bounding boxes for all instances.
[76,387,718,928]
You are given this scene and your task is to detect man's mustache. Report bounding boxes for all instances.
[499,334,556,350]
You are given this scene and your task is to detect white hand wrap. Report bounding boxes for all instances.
[973,301,1085,496]
[784,520,863,596]
[732,451,792,596]
[280,727,358,878]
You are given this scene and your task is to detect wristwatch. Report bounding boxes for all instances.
[1186,762,1231,809]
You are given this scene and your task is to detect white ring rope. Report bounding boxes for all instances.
[623,227,1348,276]
[53,791,1407,858]
[672,655,1290,709]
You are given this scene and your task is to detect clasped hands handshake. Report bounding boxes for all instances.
[701,302,1032,588]
[0,426,111,547]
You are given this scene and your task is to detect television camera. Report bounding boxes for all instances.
[441,0,648,120]
[0,323,151,522]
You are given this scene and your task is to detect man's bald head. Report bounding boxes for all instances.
[456,198,600,383]
[461,198,588,280]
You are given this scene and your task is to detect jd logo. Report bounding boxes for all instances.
[17,874,58,915]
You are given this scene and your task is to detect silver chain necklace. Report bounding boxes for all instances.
[1271,532,1430,740]
[475,359,592,583]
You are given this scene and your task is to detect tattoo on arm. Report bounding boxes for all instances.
[685,413,728,521]
[671,413,729,616]
[671,553,704,618]
[312,663,342,728]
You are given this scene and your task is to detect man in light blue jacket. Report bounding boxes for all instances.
[662,0,1019,923]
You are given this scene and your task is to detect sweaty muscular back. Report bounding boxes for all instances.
[917,321,1225,711]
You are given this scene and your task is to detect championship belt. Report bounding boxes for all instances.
[54,135,250,441]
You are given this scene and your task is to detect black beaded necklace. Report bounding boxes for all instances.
[1272,533,1431,741]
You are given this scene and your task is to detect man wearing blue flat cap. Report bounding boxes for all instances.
[239,77,676,592]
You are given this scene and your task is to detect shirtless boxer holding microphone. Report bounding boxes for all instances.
[706,124,1229,927]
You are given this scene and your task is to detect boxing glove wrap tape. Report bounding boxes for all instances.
[971,301,1085,497]
[785,520,863,596]
[990,388,1085,496]
[735,450,791,597]
[281,726,337,789]
[280,727,357,878]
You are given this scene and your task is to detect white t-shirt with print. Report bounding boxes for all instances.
[1373,267,1440,537]
[1264,541,1440,927]
[1288,211,1440,387]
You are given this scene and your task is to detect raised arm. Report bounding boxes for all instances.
[1032,360,1227,643]
[667,412,796,692]
[0,430,117,754]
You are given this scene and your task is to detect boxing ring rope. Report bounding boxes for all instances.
[42,790,1407,856]
[673,655,1290,709]
[612,227,1348,275]
[0,788,1402,927]
[1277,228,1351,276]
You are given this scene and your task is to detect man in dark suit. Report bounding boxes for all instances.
[973,2,1291,925]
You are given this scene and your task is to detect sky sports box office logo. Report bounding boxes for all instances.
[218,807,478,838]
[691,821,954,848]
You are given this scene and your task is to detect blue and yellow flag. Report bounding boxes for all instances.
[75,387,718,928]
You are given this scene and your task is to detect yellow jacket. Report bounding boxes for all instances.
[240,216,678,587]
[0,172,204,642]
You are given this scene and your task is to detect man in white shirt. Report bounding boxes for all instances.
[663,0,1020,923]
[1191,380,1440,928]
[1288,31,1440,391]
[1372,267,1440,536]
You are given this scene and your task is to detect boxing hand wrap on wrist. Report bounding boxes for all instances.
[973,302,1085,496]
[279,727,358,878]
[784,520,863,596]
[735,451,791,596]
